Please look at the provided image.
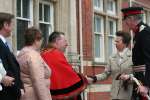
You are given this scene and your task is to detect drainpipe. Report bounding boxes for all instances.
[79,0,86,100]
[79,0,84,74]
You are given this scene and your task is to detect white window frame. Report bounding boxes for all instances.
[16,0,33,52]
[107,0,116,15]
[148,12,150,26]
[107,19,116,56]
[94,15,105,62]
[143,10,147,23]
[39,1,54,35]
[94,0,103,12]
[16,0,33,26]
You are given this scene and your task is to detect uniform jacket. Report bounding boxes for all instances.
[17,47,51,100]
[0,39,22,100]
[96,48,133,100]
[132,21,150,87]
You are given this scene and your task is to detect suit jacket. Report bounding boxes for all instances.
[96,48,133,100]
[132,22,150,87]
[0,39,22,100]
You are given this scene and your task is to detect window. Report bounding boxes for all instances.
[143,11,147,23]
[94,0,103,11]
[140,10,150,26]
[93,0,119,63]
[16,0,33,50]
[94,15,104,62]
[39,2,53,47]
[107,19,116,56]
[107,0,116,15]
[148,12,150,26]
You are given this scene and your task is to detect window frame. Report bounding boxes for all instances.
[39,1,54,47]
[39,1,54,34]
[107,0,116,15]
[94,15,105,62]
[107,18,117,56]
[16,0,33,51]
[143,10,147,23]
[39,1,54,26]
[92,0,120,63]
[94,0,104,12]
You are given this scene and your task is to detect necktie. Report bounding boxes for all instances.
[5,42,10,50]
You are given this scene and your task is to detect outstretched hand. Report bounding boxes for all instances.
[86,76,94,84]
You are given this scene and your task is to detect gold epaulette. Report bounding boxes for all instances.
[41,48,50,54]
[40,48,55,54]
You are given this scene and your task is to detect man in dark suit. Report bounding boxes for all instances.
[121,7,150,99]
[0,12,23,100]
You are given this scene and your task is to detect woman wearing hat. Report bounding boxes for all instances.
[87,31,133,100]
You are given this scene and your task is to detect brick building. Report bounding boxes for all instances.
[0,0,150,100]
[80,0,150,100]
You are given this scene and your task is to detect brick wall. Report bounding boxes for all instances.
[81,0,93,60]
[87,92,111,100]
[87,92,110,100]
[136,0,150,8]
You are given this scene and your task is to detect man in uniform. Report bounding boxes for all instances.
[121,7,150,100]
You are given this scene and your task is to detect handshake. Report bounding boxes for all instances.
[86,76,97,84]
[86,73,131,84]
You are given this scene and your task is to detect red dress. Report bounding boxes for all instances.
[41,48,87,99]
